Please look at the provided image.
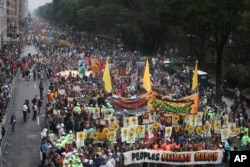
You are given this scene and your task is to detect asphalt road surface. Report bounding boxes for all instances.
[4,45,48,167]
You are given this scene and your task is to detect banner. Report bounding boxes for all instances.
[141,112,155,124]
[123,150,223,166]
[148,93,199,115]
[221,128,229,142]
[228,123,236,137]
[89,107,100,119]
[114,98,148,109]
[165,127,172,140]
[222,115,229,128]
[214,120,221,134]
[123,117,139,127]
[136,125,146,138]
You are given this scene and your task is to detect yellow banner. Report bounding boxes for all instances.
[148,93,199,115]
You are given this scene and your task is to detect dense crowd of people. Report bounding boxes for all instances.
[0,43,21,139]
[1,18,250,167]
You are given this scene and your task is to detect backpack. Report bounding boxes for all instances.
[32,98,36,104]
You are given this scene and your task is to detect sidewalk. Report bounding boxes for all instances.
[3,45,46,167]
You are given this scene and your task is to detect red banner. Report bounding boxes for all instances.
[114,98,148,109]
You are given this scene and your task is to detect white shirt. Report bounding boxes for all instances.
[23,104,28,112]
[106,158,115,167]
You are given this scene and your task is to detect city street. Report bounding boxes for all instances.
[4,45,47,167]
[1,46,249,167]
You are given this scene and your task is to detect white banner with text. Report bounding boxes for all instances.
[123,149,223,166]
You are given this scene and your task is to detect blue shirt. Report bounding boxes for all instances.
[94,157,105,167]
[178,135,184,144]
[40,143,48,154]
[224,140,232,151]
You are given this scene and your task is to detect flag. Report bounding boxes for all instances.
[190,93,199,114]
[102,59,112,92]
[143,58,151,92]
[191,61,198,90]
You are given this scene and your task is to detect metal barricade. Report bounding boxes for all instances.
[0,69,20,167]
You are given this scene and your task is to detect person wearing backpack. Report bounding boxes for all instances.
[32,103,38,121]
[31,95,38,105]
[37,97,43,115]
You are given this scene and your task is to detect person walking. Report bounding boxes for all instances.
[22,100,29,122]
[32,103,38,121]
[40,139,49,166]
[39,80,44,98]
[31,95,38,106]
[33,67,37,81]
[24,67,31,85]
[1,125,6,138]
[10,113,16,132]
[37,97,43,115]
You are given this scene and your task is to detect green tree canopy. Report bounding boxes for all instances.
[77,6,97,37]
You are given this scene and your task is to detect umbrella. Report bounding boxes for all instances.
[56,70,79,78]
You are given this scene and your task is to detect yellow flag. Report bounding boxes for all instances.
[190,93,199,114]
[143,58,151,92]
[102,59,112,92]
[191,61,198,90]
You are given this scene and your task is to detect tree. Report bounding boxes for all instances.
[158,0,247,103]
[76,6,97,38]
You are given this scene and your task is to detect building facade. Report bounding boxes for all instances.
[0,0,28,49]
